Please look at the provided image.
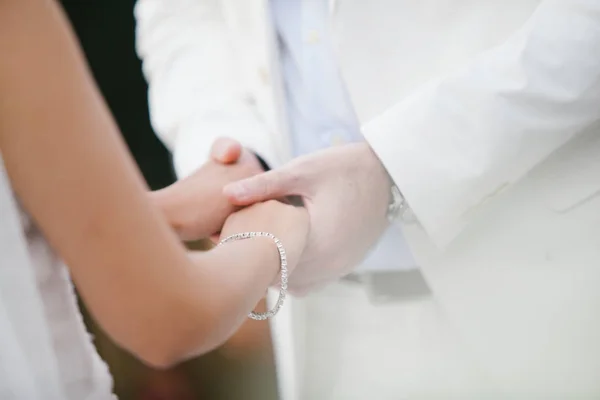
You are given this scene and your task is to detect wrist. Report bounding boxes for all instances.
[150,185,231,241]
[360,143,395,217]
[212,233,280,278]
[150,189,178,225]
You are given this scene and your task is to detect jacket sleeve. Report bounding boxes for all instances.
[363,0,600,246]
[134,0,279,178]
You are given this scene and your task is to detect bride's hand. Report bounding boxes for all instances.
[150,139,264,241]
[220,200,309,275]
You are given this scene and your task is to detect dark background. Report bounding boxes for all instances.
[61,0,175,191]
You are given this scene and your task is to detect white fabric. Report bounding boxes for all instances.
[0,158,115,399]
[270,0,360,157]
[297,280,483,400]
[135,0,600,397]
[358,0,600,246]
[270,0,416,272]
[135,0,289,175]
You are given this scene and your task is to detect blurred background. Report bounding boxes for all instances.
[60,1,278,399]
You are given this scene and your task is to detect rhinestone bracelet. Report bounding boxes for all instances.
[217,232,288,320]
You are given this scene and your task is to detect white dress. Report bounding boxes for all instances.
[0,157,116,399]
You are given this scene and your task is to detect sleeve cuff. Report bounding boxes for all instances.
[253,152,271,171]
[362,93,469,249]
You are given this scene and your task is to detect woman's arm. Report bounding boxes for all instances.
[0,0,305,368]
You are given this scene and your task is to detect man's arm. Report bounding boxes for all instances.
[134,0,279,178]
[363,0,600,246]
[222,0,600,292]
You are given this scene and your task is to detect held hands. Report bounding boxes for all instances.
[220,200,310,278]
[152,137,390,295]
[224,142,392,295]
[150,138,263,241]
[151,137,310,275]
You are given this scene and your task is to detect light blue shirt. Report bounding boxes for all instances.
[271,0,416,271]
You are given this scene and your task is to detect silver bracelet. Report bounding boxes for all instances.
[217,232,288,320]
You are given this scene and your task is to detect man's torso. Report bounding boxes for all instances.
[223,0,600,393]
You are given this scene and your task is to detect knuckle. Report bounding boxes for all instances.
[282,167,303,185]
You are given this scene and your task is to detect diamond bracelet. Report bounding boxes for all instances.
[217,232,288,320]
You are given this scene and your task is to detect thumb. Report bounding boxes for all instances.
[223,166,304,205]
[210,137,242,164]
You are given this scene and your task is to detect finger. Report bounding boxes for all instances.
[223,166,304,206]
[210,137,242,164]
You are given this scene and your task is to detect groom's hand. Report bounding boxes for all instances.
[151,138,264,241]
[224,143,392,294]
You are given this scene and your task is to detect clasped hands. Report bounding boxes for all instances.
[152,137,392,295]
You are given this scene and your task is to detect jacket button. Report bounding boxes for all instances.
[258,67,270,85]
[306,30,320,44]
[330,133,347,146]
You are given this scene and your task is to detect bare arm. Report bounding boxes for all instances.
[0,0,305,368]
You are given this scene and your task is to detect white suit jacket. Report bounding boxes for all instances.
[136,0,600,397]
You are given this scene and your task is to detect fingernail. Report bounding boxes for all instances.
[213,142,228,160]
